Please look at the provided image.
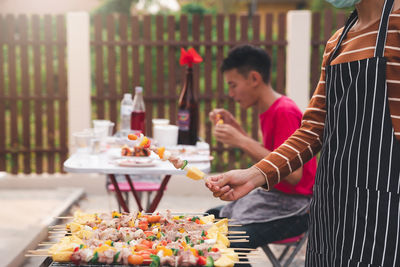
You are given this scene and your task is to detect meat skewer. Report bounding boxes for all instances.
[33,210,253,266]
[128,133,206,181]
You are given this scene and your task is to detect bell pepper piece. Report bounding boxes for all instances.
[149,254,160,267]
[197,256,207,266]
[205,256,214,267]
[180,160,188,170]
[90,252,99,263]
[113,251,120,263]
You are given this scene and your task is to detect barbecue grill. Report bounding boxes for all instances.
[40,257,151,267]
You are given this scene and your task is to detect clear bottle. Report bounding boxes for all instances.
[131,86,146,135]
[120,93,133,136]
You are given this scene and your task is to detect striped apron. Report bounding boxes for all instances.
[306,0,400,266]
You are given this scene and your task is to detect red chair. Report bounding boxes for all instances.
[261,231,308,267]
[108,181,165,212]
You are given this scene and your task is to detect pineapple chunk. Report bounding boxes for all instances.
[217,232,230,247]
[215,218,229,233]
[221,248,239,261]
[52,251,73,262]
[200,214,215,224]
[186,166,205,180]
[73,211,97,225]
[214,255,235,267]
[215,218,228,228]
[75,229,94,239]
[67,222,82,233]
[49,236,83,255]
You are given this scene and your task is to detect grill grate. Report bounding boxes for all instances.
[40,257,148,267]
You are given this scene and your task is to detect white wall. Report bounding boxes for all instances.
[67,12,92,153]
[286,10,312,112]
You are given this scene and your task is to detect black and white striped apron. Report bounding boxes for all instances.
[306,0,400,266]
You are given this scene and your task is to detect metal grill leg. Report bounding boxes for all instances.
[278,246,291,261]
[282,233,308,267]
[262,245,282,267]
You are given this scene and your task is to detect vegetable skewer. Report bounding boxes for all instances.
[128,133,207,181]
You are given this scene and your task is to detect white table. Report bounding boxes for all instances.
[64,145,211,213]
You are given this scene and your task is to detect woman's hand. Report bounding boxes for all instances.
[205,167,266,201]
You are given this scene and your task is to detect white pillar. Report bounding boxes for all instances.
[286,10,311,112]
[66,12,91,152]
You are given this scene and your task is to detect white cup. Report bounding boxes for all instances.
[152,118,170,126]
[153,125,178,147]
[73,131,92,148]
[93,120,114,137]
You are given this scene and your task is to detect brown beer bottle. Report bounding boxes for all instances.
[177,67,198,145]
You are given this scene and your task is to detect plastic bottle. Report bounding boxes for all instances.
[120,93,133,136]
[131,86,146,135]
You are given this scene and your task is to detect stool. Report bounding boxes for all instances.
[261,231,308,267]
[108,181,165,212]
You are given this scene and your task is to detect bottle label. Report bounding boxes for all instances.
[121,105,133,116]
[178,110,190,131]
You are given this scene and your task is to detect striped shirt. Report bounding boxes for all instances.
[255,9,400,189]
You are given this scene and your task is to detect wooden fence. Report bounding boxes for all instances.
[0,10,346,174]
[0,14,67,174]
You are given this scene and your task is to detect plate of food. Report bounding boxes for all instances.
[114,157,155,167]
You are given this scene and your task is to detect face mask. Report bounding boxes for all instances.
[325,0,361,8]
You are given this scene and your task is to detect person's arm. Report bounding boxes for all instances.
[206,64,327,200]
[238,133,303,185]
[267,108,307,186]
[255,81,326,190]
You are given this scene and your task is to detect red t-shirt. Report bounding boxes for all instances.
[259,96,316,195]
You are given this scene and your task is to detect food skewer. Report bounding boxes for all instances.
[25,254,51,257]
[25,254,261,265]
[43,211,253,266]
[227,231,246,234]
[28,249,260,257]
[128,133,207,181]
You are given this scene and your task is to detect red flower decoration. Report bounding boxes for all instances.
[179,47,203,67]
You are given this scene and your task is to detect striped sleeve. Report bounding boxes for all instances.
[255,75,326,189]
[253,30,342,189]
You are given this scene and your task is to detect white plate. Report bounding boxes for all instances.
[114,158,155,167]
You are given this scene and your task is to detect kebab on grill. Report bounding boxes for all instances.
[48,210,239,267]
[127,133,206,181]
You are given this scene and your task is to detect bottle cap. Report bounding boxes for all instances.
[135,86,143,93]
[123,93,132,99]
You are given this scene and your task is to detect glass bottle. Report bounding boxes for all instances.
[177,67,198,145]
[131,86,146,135]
